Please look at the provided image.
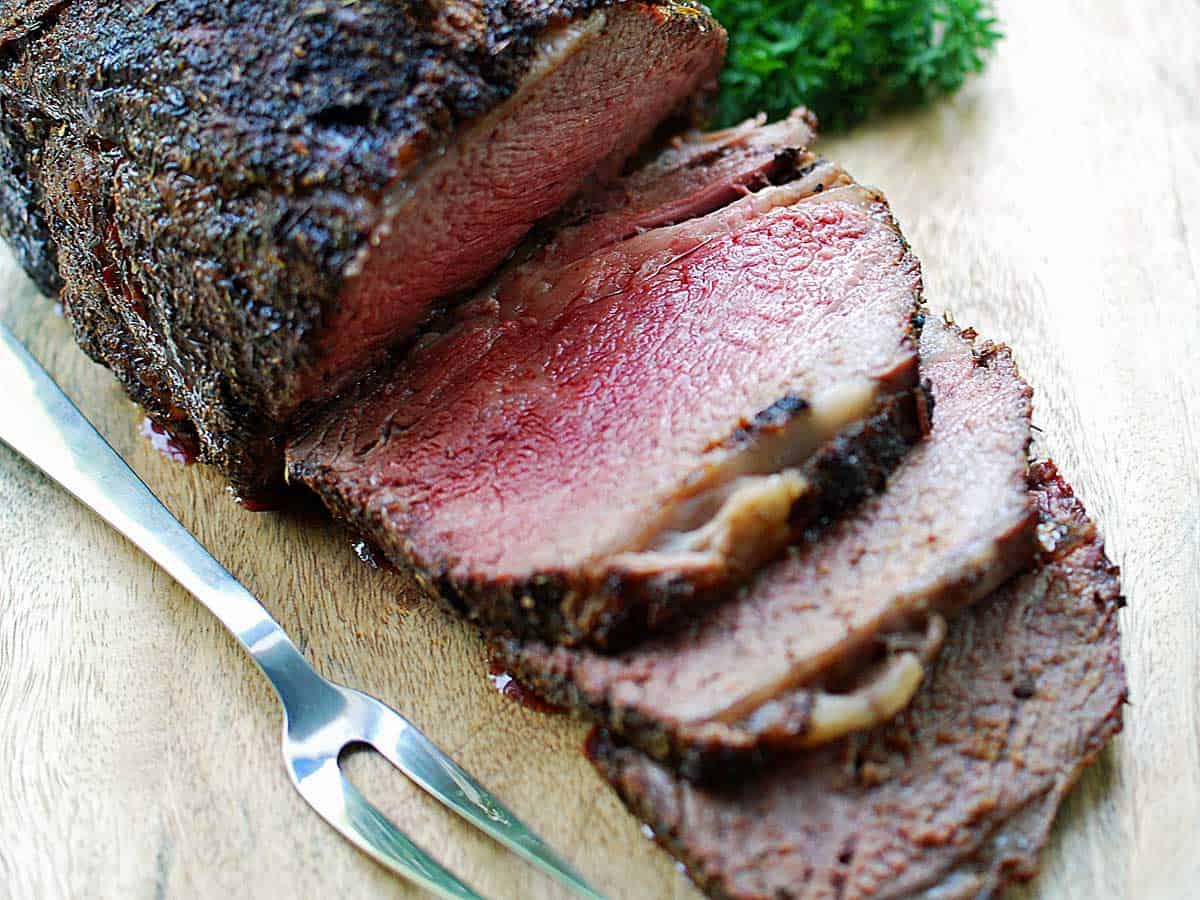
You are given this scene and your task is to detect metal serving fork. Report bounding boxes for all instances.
[0,321,603,900]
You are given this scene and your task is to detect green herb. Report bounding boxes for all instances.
[706,0,1002,130]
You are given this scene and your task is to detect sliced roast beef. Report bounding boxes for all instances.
[537,108,827,269]
[0,0,725,492]
[496,319,1035,772]
[588,461,1126,900]
[289,142,926,648]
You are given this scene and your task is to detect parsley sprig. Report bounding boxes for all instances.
[707,0,1002,130]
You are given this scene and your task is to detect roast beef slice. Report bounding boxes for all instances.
[497,319,1035,771]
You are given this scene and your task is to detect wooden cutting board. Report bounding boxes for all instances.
[2,1,1197,896]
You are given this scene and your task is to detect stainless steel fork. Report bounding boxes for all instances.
[0,321,603,900]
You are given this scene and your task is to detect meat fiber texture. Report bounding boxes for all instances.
[496,320,1036,774]
[0,0,724,495]
[288,120,927,649]
[589,460,1126,900]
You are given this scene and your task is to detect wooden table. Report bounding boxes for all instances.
[2,1,1197,896]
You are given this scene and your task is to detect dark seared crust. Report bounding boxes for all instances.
[587,460,1126,900]
[0,0,719,493]
[785,380,932,545]
[295,380,925,651]
[0,95,59,296]
[4,0,633,191]
[0,0,67,47]
[34,129,263,471]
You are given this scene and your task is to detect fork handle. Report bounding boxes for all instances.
[0,323,324,704]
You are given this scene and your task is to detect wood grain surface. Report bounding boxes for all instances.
[1,1,1197,897]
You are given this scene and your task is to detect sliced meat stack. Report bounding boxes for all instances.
[589,462,1127,900]
[0,0,725,493]
[495,319,1037,774]
[288,122,927,648]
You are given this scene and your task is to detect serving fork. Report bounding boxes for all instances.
[0,321,603,899]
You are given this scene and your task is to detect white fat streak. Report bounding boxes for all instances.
[796,653,926,748]
[609,376,880,580]
[718,614,947,738]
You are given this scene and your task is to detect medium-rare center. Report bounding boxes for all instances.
[288,117,926,648]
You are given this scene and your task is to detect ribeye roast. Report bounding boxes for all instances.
[589,461,1126,900]
[0,6,1125,891]
[0,0,725,493]
[288,116,927,648]
[495,319,1035,773]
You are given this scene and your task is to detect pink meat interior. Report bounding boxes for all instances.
[295,180,920,582]
[303,3,725,402]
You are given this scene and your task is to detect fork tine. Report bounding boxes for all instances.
[291,756,485,900]
[356,695,606,900]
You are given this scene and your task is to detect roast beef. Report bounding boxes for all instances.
[288,129,927,648]
[495,319,1035,772]
[588,461,1126,900]
[0,0,725,493]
